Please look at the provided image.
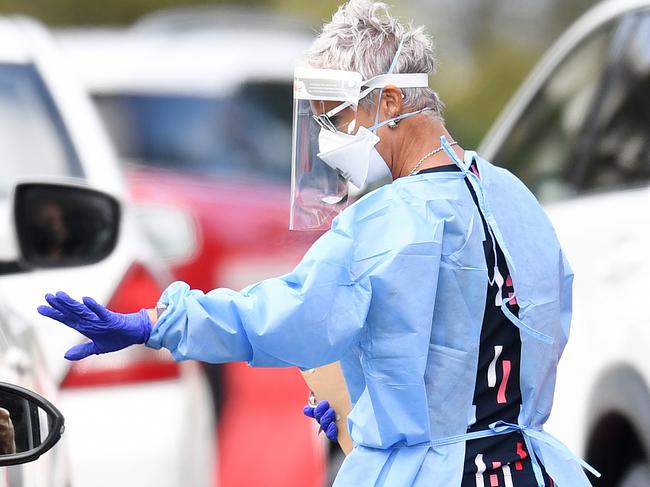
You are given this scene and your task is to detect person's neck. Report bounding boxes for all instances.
[390,119,464,179]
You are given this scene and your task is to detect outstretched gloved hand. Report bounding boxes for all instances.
[303,400,338,442]
[37,291,152,361]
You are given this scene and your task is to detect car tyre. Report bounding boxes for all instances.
[619,463,650,487]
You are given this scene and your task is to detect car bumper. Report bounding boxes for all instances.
[60,363,215,487]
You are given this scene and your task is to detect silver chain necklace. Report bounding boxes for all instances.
[408,141,458,176]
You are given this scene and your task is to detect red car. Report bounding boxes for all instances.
[128,169,325,487]
[57,11,330,487]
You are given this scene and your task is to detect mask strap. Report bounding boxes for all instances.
[325,73,428,119]
[370,107,432,132]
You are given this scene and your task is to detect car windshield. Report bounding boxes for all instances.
[491,24,615,202]
[93,81,294,182]
[0,63,82,199]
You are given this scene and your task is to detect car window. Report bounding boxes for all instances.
[93,80,293,182]
[493,22,617,203]
[576,11,650,192]
[0,63,82,199]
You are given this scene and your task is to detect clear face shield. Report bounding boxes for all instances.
[289,67,431,231]
[290,68,363,231]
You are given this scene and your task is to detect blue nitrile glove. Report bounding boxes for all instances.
[37,291,152,361]
[303,400,338,442]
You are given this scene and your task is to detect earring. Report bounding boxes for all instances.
[387,119,399,129]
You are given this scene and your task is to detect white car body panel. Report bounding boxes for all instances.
[542,187,650,453]
[0,18,31,63]
[0,17,214,487]
[0,296,69,487]
[55,26,313,96]
[60,367,214,487]
[0,200,19,262]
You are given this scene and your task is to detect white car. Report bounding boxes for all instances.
[480,1,650,486]
[0,17,215,487]
[0,294,68,487]
[0,180,121,487]
[0,372,66,487]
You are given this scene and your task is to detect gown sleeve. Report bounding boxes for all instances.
[145,217,373,369]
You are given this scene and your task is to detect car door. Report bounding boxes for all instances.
[0,60,81,487]
[0,312,24,487]
[0,298,65,487]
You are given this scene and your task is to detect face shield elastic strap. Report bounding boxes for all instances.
[321,34,423,127]
[314,72,430,133]
[316,38,431,134]
[325,72,429,115]
[373,36,406,127]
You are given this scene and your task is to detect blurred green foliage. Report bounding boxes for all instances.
[0,0,341,25]
[439,41,545,148]
[0,0,592,147]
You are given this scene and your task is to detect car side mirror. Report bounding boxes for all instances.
[0,382,65,467]
[13,183,120,268]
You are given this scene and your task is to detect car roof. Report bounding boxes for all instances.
[479,0,650,157]
[55,25,314,96]
[0,17,37,63]
[131,5,313,35]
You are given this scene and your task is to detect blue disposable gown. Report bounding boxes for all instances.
[146,139,595,486]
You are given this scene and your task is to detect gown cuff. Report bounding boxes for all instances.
[144,281,188,351]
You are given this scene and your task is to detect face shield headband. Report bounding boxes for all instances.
[311,72,431,133]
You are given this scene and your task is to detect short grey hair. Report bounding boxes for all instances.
[305,0,444,119]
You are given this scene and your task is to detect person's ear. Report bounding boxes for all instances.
[381,85,404,119]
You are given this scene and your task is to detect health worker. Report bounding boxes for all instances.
[37,1,599,486]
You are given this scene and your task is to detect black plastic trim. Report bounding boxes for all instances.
[13,182,121,269]
[0,382,65,467]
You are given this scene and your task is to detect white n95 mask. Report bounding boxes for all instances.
[317,126,392,190]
